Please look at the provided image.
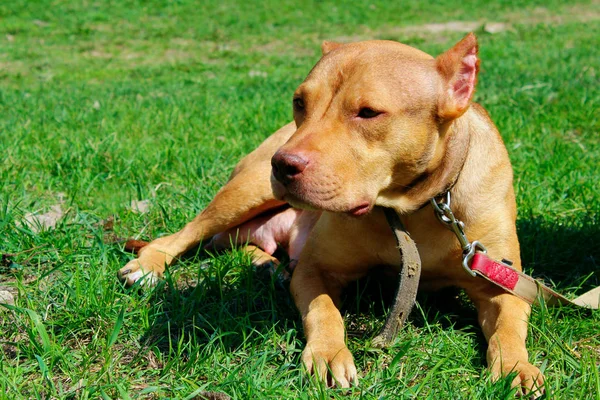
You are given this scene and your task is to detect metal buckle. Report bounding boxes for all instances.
[430,192,486,278]
[462,240,487,277]
[431,191,452,223]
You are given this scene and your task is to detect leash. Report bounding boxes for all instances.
[373,208,422,347]
[430,192,600,309]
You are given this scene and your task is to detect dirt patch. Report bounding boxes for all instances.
[404,21,508,35]
[86,50,113,59]
[327,4,599,43]
[0,60,27,76]
[573,334,600,360]
[1,343,18,359]
[0,290,15,305]
[504,4,600,25]
[130,199,151,214]
[20,204,64,233]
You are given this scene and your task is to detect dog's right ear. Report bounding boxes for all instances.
[321,41,343,55]
[435,33,480,121]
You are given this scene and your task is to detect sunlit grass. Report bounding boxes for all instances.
[1,1,598,398]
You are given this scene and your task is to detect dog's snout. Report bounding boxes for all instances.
[271,152,309,185]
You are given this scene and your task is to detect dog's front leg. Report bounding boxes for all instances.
[291,263,357,387]
[117,168,283,286]
[466,282,544,395]
[118,123,296,286]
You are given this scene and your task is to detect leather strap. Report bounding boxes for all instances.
[471,253,599,309]
[373,208,422,347]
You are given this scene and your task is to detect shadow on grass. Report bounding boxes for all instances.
[135,214,599,361]
[135,248,299,355]
[517,216,600,292]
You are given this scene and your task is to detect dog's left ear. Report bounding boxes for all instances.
[321,40,343,55]
[435,33,479,121]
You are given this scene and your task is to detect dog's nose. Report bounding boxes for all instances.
[271,151,309,185]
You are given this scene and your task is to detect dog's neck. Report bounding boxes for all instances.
[380,109,472,214]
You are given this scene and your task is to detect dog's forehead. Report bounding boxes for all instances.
[301,41,438,105]
[350,40,434,60]
[313,41,433,73]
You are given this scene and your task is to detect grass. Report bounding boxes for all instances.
[1,0,599,398]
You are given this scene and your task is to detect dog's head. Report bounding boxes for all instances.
[271,34,479,215]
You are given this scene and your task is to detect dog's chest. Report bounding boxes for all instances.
[312,208,463,283]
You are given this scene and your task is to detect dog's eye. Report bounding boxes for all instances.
[357,107,381,119]
[293,98,305,111]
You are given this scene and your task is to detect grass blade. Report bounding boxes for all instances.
[107,306,125,348]
[22,308,53,353]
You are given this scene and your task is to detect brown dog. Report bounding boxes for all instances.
[118,33,544,393]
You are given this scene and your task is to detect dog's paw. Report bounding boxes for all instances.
[491,360,545,398]
[117,258,161,287]
[302,341,358,388]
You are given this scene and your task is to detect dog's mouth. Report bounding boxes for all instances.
[272,176,372,216]
[347,202,372,217]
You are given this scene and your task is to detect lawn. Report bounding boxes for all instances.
[1,0,599,398]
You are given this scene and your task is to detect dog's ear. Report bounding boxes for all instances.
[321,40,343,55]
[435,33,479,121]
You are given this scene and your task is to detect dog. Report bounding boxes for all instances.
[118,33,544,393]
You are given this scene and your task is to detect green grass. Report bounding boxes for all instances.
[1,0,599,398]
